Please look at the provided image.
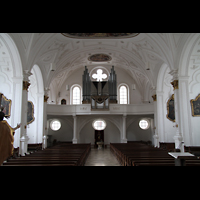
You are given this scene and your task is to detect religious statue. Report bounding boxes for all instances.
[0,106,21,165]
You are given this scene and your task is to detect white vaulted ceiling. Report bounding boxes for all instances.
[5,33,189,98]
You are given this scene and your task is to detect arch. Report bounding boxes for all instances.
[78,116,121,136]
[157,63,169,92]
[78,116,121,144]
[0,33,23,78]
[32,64,44,95]
[0,33,23,148]
[177,33,200,77]
[27,64,44,144]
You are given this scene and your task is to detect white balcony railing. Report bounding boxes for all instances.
[47,103,154,116]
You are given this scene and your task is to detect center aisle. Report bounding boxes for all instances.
[84,146,121,166]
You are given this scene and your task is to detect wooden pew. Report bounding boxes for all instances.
[111,142,200,166]
[28,143,42,152]
[110,142,176,166]
[3,143,91,166]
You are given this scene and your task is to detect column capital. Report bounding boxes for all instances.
[44,87,50,96]
[152,94,157,101]
[44,95,49,102]
[23,81,31,91]
[169,69,179,81]
[171,80,179,90]
[23,70,32,91]
[23,70,32,82]
[169,69,179,90]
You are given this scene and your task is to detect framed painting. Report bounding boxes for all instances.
[27,101,35,124]
[190,94,200,117]
[0,93,12,117]
[166,94,175,122]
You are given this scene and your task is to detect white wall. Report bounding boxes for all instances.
[47,114,156,145]
[127,115,154,142]
[47,117,73,142]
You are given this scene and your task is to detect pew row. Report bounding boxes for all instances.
[110,142,200,166]
[2,143,91,166]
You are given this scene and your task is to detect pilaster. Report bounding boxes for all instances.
[152,94,159,147]
[20,70,32,156]
[72,115,78,144]
[43,87,49,149]
[169,70,184,151]
[121,114,127,143]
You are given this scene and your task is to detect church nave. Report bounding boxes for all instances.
[1,33,200,164]
[84,147,121,166]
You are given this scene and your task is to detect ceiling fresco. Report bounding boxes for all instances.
[61,33,139,39]
[88,54,112,62]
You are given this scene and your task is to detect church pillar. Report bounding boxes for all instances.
[152,94,159,147]
[178,76,193,146]
[43,88,49,149]
[170,70,184,152]
[20,70,32,156]
[156,91,165,143]
[121,114,127,143]
[12,77,23,148]
[72,115,78,144]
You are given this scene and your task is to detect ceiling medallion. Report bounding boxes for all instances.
[88,54,112,62]
[61,33,139,39]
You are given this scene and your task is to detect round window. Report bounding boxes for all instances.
[139,119,150,130]
[50,119,61,131]
[92,119,106,130]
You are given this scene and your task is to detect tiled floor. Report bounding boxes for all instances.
[84,147,121,166]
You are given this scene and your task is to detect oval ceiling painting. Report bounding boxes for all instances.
[61,33,139,39]
[88,54,112,62]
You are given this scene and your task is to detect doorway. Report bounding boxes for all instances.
[94,130,104,148]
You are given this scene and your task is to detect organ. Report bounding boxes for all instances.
[82,66,117,110]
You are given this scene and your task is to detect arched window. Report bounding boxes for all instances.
[118,84,129,104]
[71,85,81,105]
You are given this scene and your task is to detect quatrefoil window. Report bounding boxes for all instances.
[92,69,107,82]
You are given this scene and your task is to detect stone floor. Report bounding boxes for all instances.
[84,146,121,166]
